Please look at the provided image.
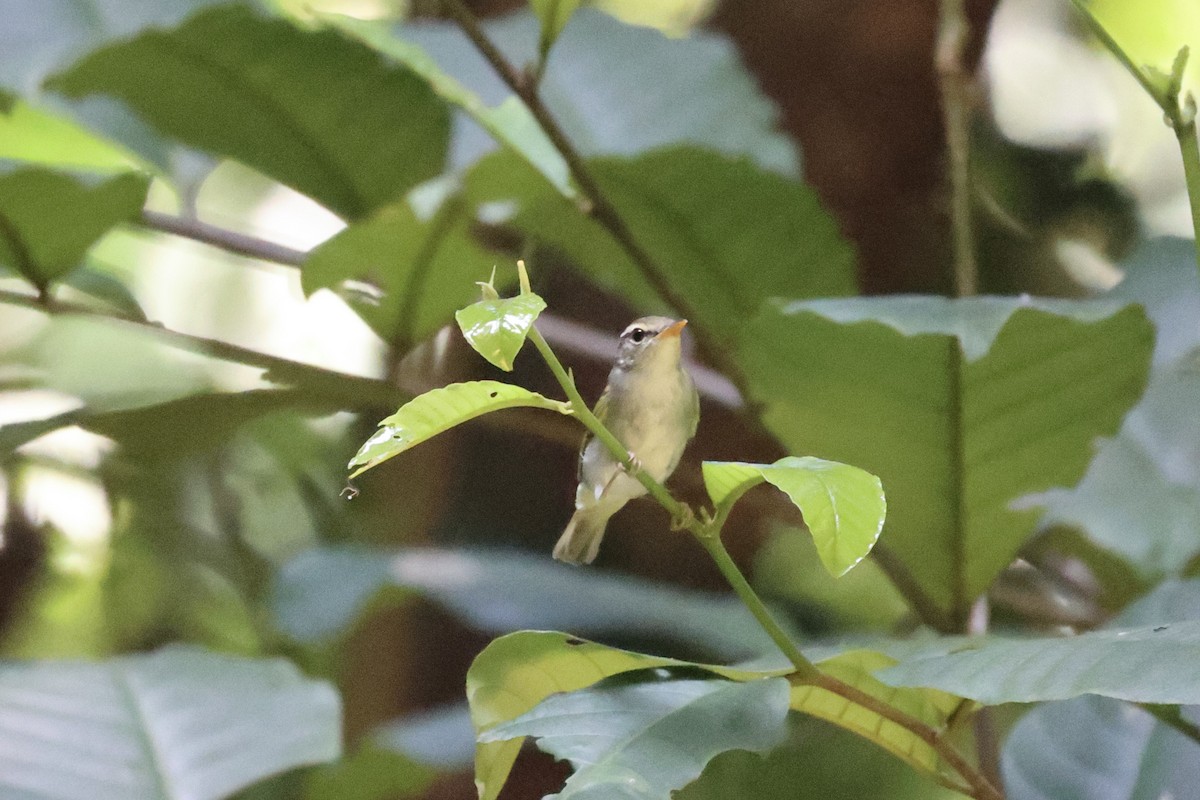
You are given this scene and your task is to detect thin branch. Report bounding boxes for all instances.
[439,0,751,392]
[1141,703,1200,748]
[806,672,1004,800]
[936,0,978,297]
[140,209,308,267]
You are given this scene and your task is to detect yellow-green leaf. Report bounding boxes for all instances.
[702,457,886,577]
[348,381,570,477]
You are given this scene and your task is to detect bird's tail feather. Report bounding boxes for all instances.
[553,508,612,565]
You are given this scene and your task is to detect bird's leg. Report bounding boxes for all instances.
[670,504,695,531]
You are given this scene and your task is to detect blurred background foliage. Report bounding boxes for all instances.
[0,0,1198,798]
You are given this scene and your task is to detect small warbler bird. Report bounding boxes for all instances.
[553,316,700,564]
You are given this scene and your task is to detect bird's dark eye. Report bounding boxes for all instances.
[629,327,646,343]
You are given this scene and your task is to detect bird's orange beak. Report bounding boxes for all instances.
[659,319,688,339]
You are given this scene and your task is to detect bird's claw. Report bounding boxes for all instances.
[623,452,644,475]
[670,504,695,531]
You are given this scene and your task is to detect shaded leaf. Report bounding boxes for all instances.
[702,457,885,577]
[306,744,434,800]
[48,4,450,219]
[531,0,582,55]
[466,631,771,800]
[320,13,572,197]
[482,675,791,800]
[491,147,854,345]
[0,646,340,800]
[271,547,782,658]
[741,297,1154,617]
[398,9,798,174]
[0,167,148,288]
[302,196,496,343]
[456,290,547,371]
[348,381,571,477]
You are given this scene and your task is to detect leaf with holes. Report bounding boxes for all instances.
[349,381,571,478]
[741,297,1153,621]
[456,291,547,372]
[0,645,340,800]
[47,4,449,219]
[0,167,148,289]
[703,457,885,577]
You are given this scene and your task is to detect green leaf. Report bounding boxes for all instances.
[302,196,497,344]
[349,381,571,477]
[0,100,144,172]
[0,646,341,800]
[400,10,798,174]
[0,167,148,289]
[531,0,583,55]
[791,650,967,781]
[591,0,715,36]
[703,457,885,577]
[312,13,572,198]
[878,619,1200,705]
[47,4,450,220]
[492,147,854,344]
[466,631,770,800]
[306,743,435,800]
[271,547,781,658]
[741,297,1154,618]
[482,675,791,800]
[456,290,547,372]
[999,579,1200,798]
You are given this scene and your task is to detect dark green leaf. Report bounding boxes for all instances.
[491,147,855,343]
[741,297,1154,617]
[530,0,582,56]
[0,646,340,800]
[703,457,885,577]
[0,167,148,288]
[482,676,791,800]
[48,5,450,219]
[456,290,547,372]
[305,744,434,800]
[302,196,497,343]
[348,381,572,477]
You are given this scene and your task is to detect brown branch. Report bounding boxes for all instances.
[140,209,308,267]
[807,672,1004,800]
[936,0,978,297]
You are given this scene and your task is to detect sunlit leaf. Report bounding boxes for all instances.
[592,0,716,36]
[47,4,450,219]
[456,291,547,372]
[0,646,340,800]
[742,297,1154,619]
[703,457,885,577]
[0,100,143,172]
[349,381,571,477]
[482,675,791,800]
[0,167,147,289]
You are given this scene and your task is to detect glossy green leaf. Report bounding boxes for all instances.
[491,147,854,344]
[466,631,771,800]
[0,646,340,800]
[349,381,571,477]
[456,291,547,372]
[791,650,967,781]
[0,167,148,288]
[302,196,496,344]
[47,4,449,220]
[482,675,791,800]
[703,457,885,577]
[317,13,572,197]
[271,547,780,658]
[741,297,1154,618]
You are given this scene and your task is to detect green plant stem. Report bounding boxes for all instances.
[1141,703,1200,747]
[1177,120,1200,278]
